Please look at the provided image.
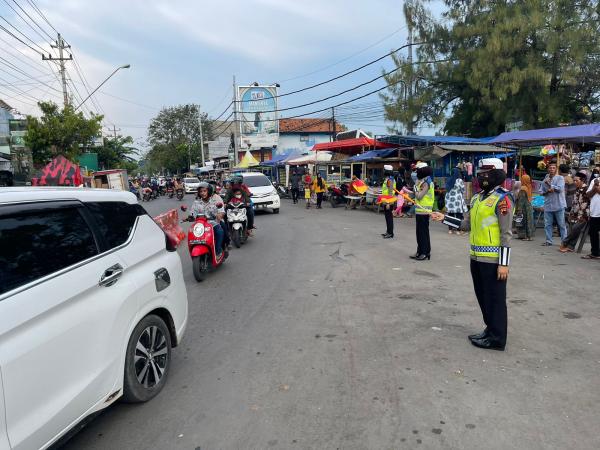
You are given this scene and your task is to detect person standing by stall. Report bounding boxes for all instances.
[303,170,312,209]
[432,158,513,351]
[381,165,396,239]
[540,162,567,246]
[584,173,600,259]
[290,169,301,204]
[311,173,328,209]
[411,162,434,260]
[444,167,468,235]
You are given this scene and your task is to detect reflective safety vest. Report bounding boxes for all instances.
[469,191,505,258]
[381,177,396,195]
[415,179,434,213]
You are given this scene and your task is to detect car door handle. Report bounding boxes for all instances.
[99,264,124,287]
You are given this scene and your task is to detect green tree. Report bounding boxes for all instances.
[383,0,600,136]
[24,101,103,164]
[146,104,213,174]
[97,135,138,170]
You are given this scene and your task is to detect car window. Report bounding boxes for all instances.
[185,178,199,183]
[0,206,98,295]
[243,175,272,187]
[86,202,146,250]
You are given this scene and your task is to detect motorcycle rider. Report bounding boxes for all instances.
[189,182,227,259]
[223,176,255,234]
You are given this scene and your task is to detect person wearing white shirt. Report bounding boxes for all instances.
[584,174,600,259]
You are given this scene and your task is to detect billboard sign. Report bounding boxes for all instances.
[238,85,278,150]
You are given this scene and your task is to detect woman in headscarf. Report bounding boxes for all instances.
[515,175,535,240]
[444,167,468,235]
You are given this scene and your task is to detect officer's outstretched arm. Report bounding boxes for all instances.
[440,210,470,231]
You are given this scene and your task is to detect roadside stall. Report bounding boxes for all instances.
[92,169,129,190]
[490,123,600,250]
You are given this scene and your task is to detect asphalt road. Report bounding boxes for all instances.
[62,194,600,450]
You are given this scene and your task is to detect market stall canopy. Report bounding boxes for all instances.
[312,137,388,154]
[235,151,259,168]
[414,146,452,161]
[435,144,506,153]
[380,135,492,147]
[490,123,600,146]
[287,151,333,165]
[259,153,292,167]
[346,148,398,162]
[32,155,83,186]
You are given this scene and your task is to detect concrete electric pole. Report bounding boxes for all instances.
[232,75,239,164]
[199,111,205,167]
[43,33,72,108]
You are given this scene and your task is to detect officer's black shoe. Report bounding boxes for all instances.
[381,233,388,236]
[468,330,489,341]
[470,337,505,351]
[383,233,394,239]
[414,254,430,261]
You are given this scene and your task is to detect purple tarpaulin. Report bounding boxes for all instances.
[490,123,600,145]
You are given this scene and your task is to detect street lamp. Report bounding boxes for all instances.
[74,64,131,111]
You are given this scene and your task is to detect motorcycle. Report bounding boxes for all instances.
[328,183,348,208]
[181,205,227,282]
[142,187,153,202]
[176,188,184,201]
[226,201,248,248]
[167,186,174,198]
[159,185,167,196]
[274,183,291,199]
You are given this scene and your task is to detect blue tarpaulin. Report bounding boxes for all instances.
[345,148,398,162]
[379,135,493,146]
[490,123,600,145]
[259,153,292,166]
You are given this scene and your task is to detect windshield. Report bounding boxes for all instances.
[185,178,199,183]
[243,175,272,187]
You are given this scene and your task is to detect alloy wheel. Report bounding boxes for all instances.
[134,325,168,388]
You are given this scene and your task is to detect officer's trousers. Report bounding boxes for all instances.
[470,259,507,345]
[384,205,394,235]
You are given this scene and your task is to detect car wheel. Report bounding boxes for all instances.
[122,314,172,403]
[273,208,280,214]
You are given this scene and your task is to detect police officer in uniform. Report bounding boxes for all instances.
[432,158,513,350]
[381,164,396,239]
[411,162,435,260]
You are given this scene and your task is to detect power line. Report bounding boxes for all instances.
[0,33,51,75]
[2,0,53,43]
[25,0,57,34]
[0,54,62,94]
[238,41,429,104]
[280,25,407,83]
[0,22,44,56]
[11,0,54,40]
[0,14,48,55]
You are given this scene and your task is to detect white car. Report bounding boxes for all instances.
[241,172,280,214]
[183,177,201,194]
[0,187,188,450]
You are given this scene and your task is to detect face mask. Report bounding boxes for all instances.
[477,174,491,192]
[234,193,242,199]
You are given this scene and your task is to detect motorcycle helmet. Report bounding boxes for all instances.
[197,181,213,197]
[232,175,243,186]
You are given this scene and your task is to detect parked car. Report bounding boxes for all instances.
[183,177,201,194]
[0,170,13,187]
[241,172,280,214]
[0,187,188,450]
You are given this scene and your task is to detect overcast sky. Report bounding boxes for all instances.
[0,0,426,151]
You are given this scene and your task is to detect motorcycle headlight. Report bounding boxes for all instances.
[192,223,205,237]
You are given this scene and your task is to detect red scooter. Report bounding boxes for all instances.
[181,206,227,282]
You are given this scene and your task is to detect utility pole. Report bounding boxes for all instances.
[43,33,72,108]
[112,125,120,140]
[232,75,239,164]
[331,107,336,142]
[199,110,205,167]
[406,18,414,135]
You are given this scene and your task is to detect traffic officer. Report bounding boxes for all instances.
[411,162,435,260]
[432,158,513,351]
[381,164,396,239]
